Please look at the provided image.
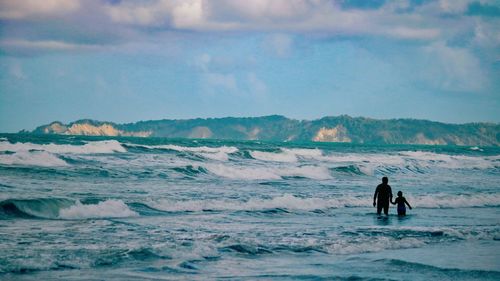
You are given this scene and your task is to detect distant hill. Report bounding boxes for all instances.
[30,115,500,146]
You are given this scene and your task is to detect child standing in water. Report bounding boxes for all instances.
[393,191,412,216]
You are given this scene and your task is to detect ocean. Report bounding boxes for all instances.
[0,134,499,280]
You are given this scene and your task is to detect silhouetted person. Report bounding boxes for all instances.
[393,191,412,216]
[373,177,393,215]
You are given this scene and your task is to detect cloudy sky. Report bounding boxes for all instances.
[0,0,499,132]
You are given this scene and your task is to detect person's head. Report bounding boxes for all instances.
[382,177,388,184]
[397,191,403,197]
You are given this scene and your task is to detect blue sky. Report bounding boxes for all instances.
[0,0,499,132]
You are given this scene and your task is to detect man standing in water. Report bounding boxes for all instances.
[373,177,393,216]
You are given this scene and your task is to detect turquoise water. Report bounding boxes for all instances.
[0,134,499,280]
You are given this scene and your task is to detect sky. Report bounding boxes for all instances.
[0,0,499,132]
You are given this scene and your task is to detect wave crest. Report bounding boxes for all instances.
[0,140,126,154]
[414,193,500,208]
[204,164,331,180]
[146,194,367,212]
[58,199,138,219]
[0,151,68,167]
[0,198,138,219]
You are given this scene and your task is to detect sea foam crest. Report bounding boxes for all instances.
[250,148,323,163]
[0,151,68,167]
[158,144,238,154]
[58,199,138,219]
[325,236,425,255]
[0,140,126,154]
[147,192,500,212]
[414,193,500,208]
[204,164,332,180]
[399,151,499,169]
[325,151,499,170]
[147,194,368,212]
[135,144,239,161]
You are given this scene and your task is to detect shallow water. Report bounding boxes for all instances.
[0,134,499,280]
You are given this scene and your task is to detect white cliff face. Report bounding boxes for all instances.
[44,123,67,134]
[47,123,152,137]
[66,124,121,136]
[313,125,352,143]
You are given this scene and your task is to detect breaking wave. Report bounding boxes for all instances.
[58,199,138,219]
[246,149,500,179]
[414,193,500,208]
[0,140,126,154]
[0,198,138,219]
[250,148,323,163]
[204,164,332,180]
[146,194,368,212]
[0,198,74,219]
[0,151,68,167]
[155,144,238,154]
[145,193,500,213]
[127,144,238,161]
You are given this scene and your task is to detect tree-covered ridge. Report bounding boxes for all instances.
[31,115,500,146]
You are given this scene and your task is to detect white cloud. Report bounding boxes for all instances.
[0,0,80,19]
[386,26,440,40]
[171,0,204,28]
[421,42,486,92]
[206,0,314,22]
[0,39,101,52]
[99,0,444,40]
[105,0,175,26]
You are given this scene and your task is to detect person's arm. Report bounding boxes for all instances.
[405,198,412,209]
[373,187,379,207]
[389,186,394,204]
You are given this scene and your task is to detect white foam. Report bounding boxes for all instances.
[205,163,281,180]
[399,151,499,169]
[204,164,332,180]
[292,149,499,171]
[283,148,324,157]
[147,192,500,212]
[326,236,425,255]
[198,151,231,161]
[250,148,323,163]
[250,150,297,162]
[137,144,238,161]
[151,144,238,154]
[148,194,368,212]
[322,153,406,165]
[279,165,332,180]
[58,199,138,219]
[0,151,68,167]
[413,193,500,208]
[0,140,126,154]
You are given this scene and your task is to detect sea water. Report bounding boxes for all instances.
[0,134,499,280]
